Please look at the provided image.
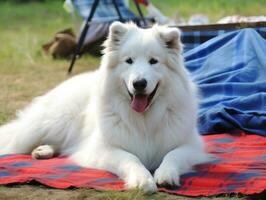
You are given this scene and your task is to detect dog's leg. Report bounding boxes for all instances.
[154,144,209,186]
[73,147,157,192]
[31,145,55,159]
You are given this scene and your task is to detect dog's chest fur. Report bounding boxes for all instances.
[101,104,185,170]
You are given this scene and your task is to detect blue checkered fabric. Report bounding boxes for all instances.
[184,28,266,136]
[182,27,266,52]
[73,0,137,22]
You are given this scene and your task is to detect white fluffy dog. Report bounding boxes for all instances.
[0,22,209,192]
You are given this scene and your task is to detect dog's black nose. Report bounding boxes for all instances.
[133,79,147,91]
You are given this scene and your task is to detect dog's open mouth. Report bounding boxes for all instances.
[128,83,159,113]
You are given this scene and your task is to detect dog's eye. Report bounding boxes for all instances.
[125,58,133,64]
[149,58,158,65]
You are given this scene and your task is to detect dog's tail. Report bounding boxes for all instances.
[0,96,50,155]
[0,121,21,154]
[0,115,43,155]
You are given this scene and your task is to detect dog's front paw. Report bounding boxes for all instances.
[154,165,180,186]
[125,169,157,193]
[31,145,55,159]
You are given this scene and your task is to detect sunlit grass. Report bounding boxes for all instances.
[147,0,266,22]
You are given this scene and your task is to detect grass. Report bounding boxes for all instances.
[0,0,265,199]
[0,1,100,121]
[132,0,266,22]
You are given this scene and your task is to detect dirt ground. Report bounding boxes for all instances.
[0,185,265,200]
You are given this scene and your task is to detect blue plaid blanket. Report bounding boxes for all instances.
[184,28,266,136]
[182,27,266,52]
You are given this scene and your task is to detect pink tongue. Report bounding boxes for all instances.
[131,95,148,113]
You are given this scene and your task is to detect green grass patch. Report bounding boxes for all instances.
[132,0,266,22]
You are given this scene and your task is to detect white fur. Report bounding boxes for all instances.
[32,145,55,159]
[0,22,209,192]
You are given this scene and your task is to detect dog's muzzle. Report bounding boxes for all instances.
[127,83,159,113]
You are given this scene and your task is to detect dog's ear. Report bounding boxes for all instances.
[158,27,182,52]
[109,21,128,44]
[103,22,128,53]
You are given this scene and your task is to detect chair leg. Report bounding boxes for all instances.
[68,0,100,74]
[133,0,147,27]
[112,0,124,22]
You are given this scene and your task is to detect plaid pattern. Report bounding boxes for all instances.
[0,132,266,196]
[73,0,136,22]
[182,27,266,52]
[184,28,266,136]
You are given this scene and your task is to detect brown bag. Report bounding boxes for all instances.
[42,28,77,59]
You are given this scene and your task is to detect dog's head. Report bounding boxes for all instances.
[101,22,184,113]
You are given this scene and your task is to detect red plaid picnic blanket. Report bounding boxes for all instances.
[0,133,265,196]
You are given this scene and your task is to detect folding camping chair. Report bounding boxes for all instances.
[68,0,149,74]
